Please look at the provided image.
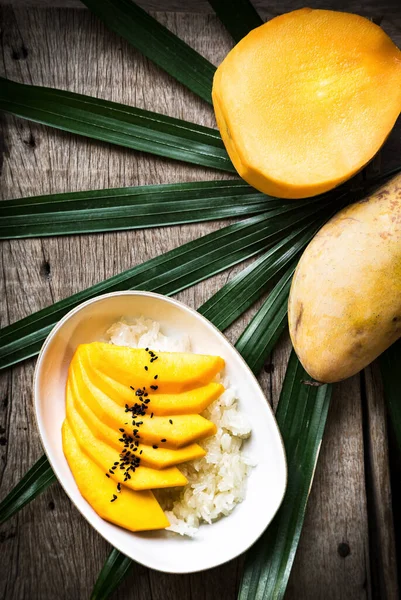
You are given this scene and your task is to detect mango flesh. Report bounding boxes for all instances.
[69,373,206,468]
[84,342,225,392]
[82,354,223,415]
[288,174,401,382]
[70,357,217,448]
[66,383,188,490]
[62,420,170,532]
[213,8,401,199]
[63,342,225,531]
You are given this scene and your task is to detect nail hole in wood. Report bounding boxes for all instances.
[264,363,274,374]
[11,46,28,60]
[0,437,7,446]
[48,501,55,511]
[0,531,16,543]
[24,133,37,149]
[2,397,8,408]
[40,260,51,279]
[337,542,351,558]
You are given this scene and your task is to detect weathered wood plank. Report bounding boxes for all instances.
[0,3,399,599]
[3,0,401,25]
[363,363,399,600]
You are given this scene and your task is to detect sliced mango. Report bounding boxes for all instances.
[70,358,217,448]
[81,352,224,415]
[79,342,225,392]
[62,420,169,532]
[68,375,206,468]
[66,383,188,490]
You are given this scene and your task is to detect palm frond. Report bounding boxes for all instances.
[208,0,263,42]
[0,78,232,172]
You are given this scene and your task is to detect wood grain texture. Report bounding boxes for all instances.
[0,3,400,599]
[363,363,399,600]
[2,0,401,24]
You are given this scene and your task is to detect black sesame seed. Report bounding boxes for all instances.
[119,428,125,433]
[114,462,119,465]
[105,473,110,478]
[169,419,173,425]
[117,483,121,492]
[111,495,117,503]
[154,375,158,380]
[109,469,114,474]
[145,347,149,351]
[150,413,154,418]
[161,439,167,443]
[140,450,143,455]
[150,385,158,390]
[152,445,158,449]
[144,366,148,371]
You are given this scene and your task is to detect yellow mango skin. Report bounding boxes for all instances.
[68,371,206,468]
[81,350,224,415]
[62,420,170,532]
[70,357,216,449]
[288,174,401,382]
[82,342,225,392]
[213,9,401,199]
[66,384,188,490]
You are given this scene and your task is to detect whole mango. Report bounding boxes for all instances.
[288,174,401,382]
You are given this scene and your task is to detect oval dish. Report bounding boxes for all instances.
[34,291,287,573]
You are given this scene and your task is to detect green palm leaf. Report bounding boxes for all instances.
[0,78,232,172]
[239,352,332,600]
[91,548,133,600]
[0,206,318,371]
[199,218,317,331]
[82,0,215,104]
[236,264,294,373]
[208,0,263,42]
[0,455,56,524]
[380,340,401,453]
[0,181,281,239]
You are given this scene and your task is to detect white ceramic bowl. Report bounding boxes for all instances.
[34,291,287,573]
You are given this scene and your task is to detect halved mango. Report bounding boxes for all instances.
[62,420,169,532]
[81,352,224,415]
[70,357,217,448]
[79,342,225,392]
[213,8,401,199]
[68,375,206,468]
[66,383,188,490]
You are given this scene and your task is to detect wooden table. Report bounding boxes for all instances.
[1,1,401,598]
